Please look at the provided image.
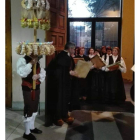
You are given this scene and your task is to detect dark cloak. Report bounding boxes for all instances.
[45,51,75,126]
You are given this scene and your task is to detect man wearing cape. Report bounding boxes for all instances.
[45,42,77,126]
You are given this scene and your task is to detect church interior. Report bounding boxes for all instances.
[6,0,134,140]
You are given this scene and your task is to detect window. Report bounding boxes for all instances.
[70,22,92,54]
[95,22,118,49]
[68,0,121,18]
[67,0,122,55]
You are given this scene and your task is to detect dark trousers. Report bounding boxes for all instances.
[23,90,40,117]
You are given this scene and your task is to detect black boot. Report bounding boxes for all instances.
[23,133,36,140]
[30,128,42,134]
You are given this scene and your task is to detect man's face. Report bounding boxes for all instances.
[68,47,75,55]
[107,50,112,55]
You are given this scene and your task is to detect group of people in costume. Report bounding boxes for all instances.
[17,42,126,140]
[69,45,126,106]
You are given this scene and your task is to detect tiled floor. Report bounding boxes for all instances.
[6,110,134,140]
[6,109,69,140]
[6,81,134,140]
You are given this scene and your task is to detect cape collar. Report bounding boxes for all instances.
[63,50,70,56]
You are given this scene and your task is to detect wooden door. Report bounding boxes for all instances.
[6,0,12,107]
[46,0,67,66]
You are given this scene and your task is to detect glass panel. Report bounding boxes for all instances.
[70,22,92,55]
[95,22,118,49]
[68,0,121,18]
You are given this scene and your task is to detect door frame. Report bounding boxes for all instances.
[67,18,122,50]
[6,0,12,108]
[67,0,123,50]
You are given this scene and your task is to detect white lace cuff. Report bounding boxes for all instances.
[39,68,46,83]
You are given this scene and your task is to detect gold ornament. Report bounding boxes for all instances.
[33,44,38,55]
[15,45,22,54]
[49,45,55,55]
[20,44,26,55]
[44,45,50,55]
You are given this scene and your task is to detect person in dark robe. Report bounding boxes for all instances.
[71,47,76,58]
[100,46,106,57]
[103,47,126,104]
[45,42,77,126]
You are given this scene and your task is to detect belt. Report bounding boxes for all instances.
[22,80,41,100]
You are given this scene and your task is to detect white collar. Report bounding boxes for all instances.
[89,54,94,58]
[79,54,84,57]
[64,50,70,56]
[107,54,112,56]
[112,55,118,58]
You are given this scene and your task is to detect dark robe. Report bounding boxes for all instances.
[45,51,75,126]
[104,56,126,103]
[86,68,106,103]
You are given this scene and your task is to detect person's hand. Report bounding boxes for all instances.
[69,70,78,77]
[109,65,119,71]
[109,69,114,71]
[32,74,40,80]
[93,64,97,68]
[90,65,94,69]
[30,57,38,65]
[83,96,87,100]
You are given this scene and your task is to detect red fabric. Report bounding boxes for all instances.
[22,80,41,88]
[31,90,35,101]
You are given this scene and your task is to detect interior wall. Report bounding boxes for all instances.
[11,0,46,110]
[10,0,134,109]
[121,0,134,81]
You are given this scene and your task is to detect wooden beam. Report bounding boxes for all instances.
[6,0,12,107]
